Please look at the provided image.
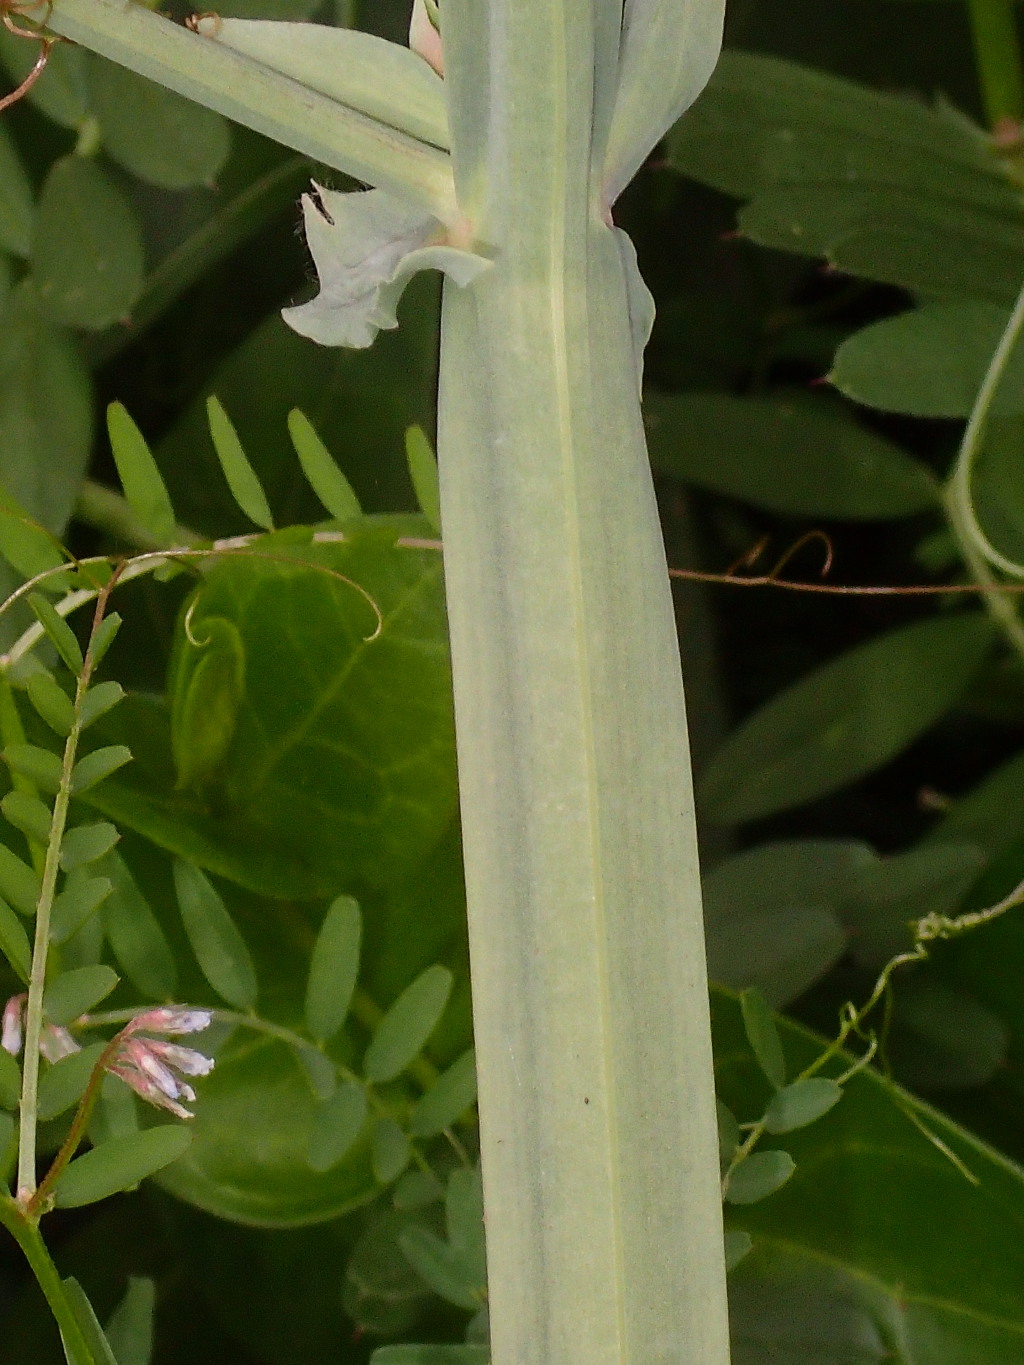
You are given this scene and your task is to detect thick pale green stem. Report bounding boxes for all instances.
[0,1201,98,1363]
[46,0,457,222]
[437,4,729,1363]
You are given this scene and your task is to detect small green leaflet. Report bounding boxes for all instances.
[99,851,177,1000]
[725,1150,796,1205]
[2,790,52,844]
[0,896,31,979]
[373,1116,411,1183]
[305,1081,368,1173]
[287,408,362,521]
[72,745,133,795]
[740,987,786,1091]
[763,1078,843,1134]
[44,964,118,1026]
[55,1125,193,1208]
[173,858,257,1010]
[364,964,453,1084]
[0,842,42,915]
[37,1041,107,1122]
[405,425,441,533]
[409,1048,477,1137]
[106,403,177,545]
[305,895,361,1042]
[27,671,76,736]
[4,742,63,793]
[29,592,83,675]
[206,396,274,531]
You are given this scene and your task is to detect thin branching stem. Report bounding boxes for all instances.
[15,574,120,1204]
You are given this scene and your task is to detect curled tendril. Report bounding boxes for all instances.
[0,0,59,114]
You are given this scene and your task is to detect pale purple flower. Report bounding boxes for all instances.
[108,1007,215,1119]
[123,1006,213,1037]
[2,994,24,1057]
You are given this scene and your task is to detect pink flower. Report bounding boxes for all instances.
[2,993,80,1063]
[108,1008,215,1119]
[123,1006,213,1036]
[2,994,24,1056]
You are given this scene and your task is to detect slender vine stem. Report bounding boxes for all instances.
[15,575,119,1204]
[966,0,1024,128]
[0,1199,97,1363]
[945,274,1024,661]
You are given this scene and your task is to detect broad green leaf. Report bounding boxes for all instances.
[830,302,1024,419]
[87,54,230,189]
[61,823,120,872]
[739,987,786,1091]
[714,985,1024,1356]
[0,1045,21,1109]
[645,391,937,519]
[840,841,987,966]
[0,29,88,127]
[173,859,257,1010]
[889,977,1008,1090]
[669,50,1019,216]
[405,426,441,533]
[305,1081,368,1173]
[79,681,125,731]
[105,404,177,546]
[50,872,113,945]
[364,964,453,1083]
[98,851,176,1000]
[207,20,449,148]
[701,615,993,824]
[287,408,362,521]
[61,1277,118,1365]
[27,671,76,737]
[29,593,83,675]
[0,285,91,566]
[0,842,42,915]
[0,896,30,981]
[104,1277,155,1365]
[55,1125,192,1208]
[206,396,274,531]
[763,1079,843,1135]
[0,122,33,258]
[702,840,871,1005]
[929,748,1024,858]
[82,520,457,899]
[72,746,133,795]
[4,741,63,793]
[409,1047,477,1136]
[399,1224,483,1310]
[737,188,1024,305]
[31,157,144,331]
[373,1116,411,1183]
[37,1041,107,1122]
[728,1260,888,1364]
[44,964,118,1026]
[156,1030,378,1225]
[305,895,361,1042]
[725,1150,796,1205]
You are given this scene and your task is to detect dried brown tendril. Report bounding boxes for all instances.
[0,0,58,115]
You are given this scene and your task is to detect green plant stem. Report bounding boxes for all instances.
[45,0,458,223]
[967,0,1024,127]
[945,275,1024,662]
[0,1200,98,1363]
[437,4,728,1362]
[16,585,114,1203]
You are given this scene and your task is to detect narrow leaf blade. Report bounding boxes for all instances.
[740,987,786,1091]
[363,964,453,1084]
[405,425,441,533]
[206,396,274,530]
[106,403,177,545]
[173,858,257,1009]
[28,593,83,675]
[305,895,361,1042]
[287,408,362,521]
